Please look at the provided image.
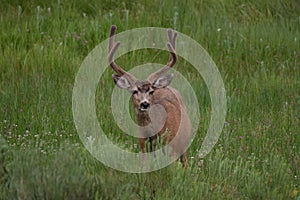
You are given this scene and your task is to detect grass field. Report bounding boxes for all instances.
[0,0,299,199]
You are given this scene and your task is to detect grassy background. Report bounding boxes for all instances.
[0,0,299,199]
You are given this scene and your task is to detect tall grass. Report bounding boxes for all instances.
[0,0,299,199]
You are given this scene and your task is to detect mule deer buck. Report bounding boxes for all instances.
[108,25,192,168]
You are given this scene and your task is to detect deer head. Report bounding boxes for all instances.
[108,25,178,113]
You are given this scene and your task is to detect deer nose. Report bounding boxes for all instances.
[140,101,150,110]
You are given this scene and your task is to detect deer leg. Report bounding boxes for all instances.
[150,137,158,157]
[180,152,188,169]
[161,135,170,155]
[148,137,153,152]
[139,138,146,165]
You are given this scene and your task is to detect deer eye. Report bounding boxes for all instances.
[149,91,154,96]
[132,90,138,95]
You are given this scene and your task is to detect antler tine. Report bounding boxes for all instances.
[147,29,178,83]
[166,29,177,63]
[167,29,177,47]
[108,25,136,80]
[171,31,177,48]
[109,25,117,51]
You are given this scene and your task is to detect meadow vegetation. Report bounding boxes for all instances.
[0,0,299,199]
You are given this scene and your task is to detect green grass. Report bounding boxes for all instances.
[0,0,299,199]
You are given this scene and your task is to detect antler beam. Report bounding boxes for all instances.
[108,25,137,83]
[147,29,178,83]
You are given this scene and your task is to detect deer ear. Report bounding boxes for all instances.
[112,74,131,89]
[152,74,174,88]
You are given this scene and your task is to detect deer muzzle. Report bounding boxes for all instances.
[140,101,150,111]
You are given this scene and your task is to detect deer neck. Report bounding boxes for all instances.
[135,108,151,126]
